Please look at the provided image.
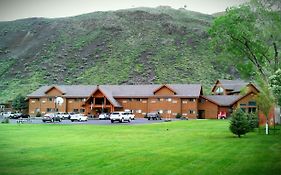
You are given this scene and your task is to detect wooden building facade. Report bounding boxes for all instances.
[27,80,275,122]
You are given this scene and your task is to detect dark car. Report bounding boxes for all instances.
[9,113,30,119]
[17,113,30,119]
[42,113,62,122]
[147,112,162,120]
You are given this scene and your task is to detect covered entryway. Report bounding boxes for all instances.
[83,87,122,117]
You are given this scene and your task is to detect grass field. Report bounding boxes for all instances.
[0,120,280,175]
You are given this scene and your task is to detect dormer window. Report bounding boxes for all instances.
[215,87,224,95]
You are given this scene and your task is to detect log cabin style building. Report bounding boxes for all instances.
[27,84,203,118]
[27,80,264,119]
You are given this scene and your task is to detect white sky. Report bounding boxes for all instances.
[0,0,248,21]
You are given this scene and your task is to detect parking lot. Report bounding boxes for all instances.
[2,117,171,125]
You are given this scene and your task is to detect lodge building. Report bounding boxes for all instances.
[27,80,261,119]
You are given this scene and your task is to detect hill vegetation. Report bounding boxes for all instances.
[0,7,235,103]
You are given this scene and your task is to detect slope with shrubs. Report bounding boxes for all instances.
[0,7,234,102]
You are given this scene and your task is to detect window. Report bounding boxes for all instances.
[74,98,81,102]
[199,99,206,104]
[215,87,224,95]
[166,98,172,102]
[248,107,256,113]
[166,110,172,114]
[48,98,53,102]
[73,109,79,113]
[240,104,247,107]
[188,98,196,102]
[189,110,196,114]
[248,101,256,106]
[80,109,85,113]
[136,110,142,113]
[47,108,52,112]
[158,110,163,114]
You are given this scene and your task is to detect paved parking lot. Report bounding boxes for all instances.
[3,117,173,125]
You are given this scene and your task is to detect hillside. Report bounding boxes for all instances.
[0,7,234,103]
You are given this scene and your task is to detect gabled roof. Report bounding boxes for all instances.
[44,86,65,94]
[202,95,242,106]
[28,85,97,97]
[102,84,202,97]
[27,84,202,98]
[87,86,122,107]
[153,84,177,95]
[211,79,249,93]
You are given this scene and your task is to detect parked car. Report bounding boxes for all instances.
[56,112,69,119]
[99,113,110,120]
[147,112,161,120]
[42,113,62,122]
[110,111,131,123]
[124,112,135,120]
[217,111,227,119]
[2,112,15,118]
[70,114,88,122]
[67,112,76,120]
[11,113,30,119]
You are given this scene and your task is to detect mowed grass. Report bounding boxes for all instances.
[0,120,280,175]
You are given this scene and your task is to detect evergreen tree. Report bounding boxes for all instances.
[247,112,259,131]
[229,109,250,138]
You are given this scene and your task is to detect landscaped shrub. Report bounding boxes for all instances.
[247,112,259,131]
[36,112,41,117]
[176,113,182,119]
[1,117,10,124]
[229,109,250,138]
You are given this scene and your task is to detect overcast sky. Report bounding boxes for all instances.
[0,0,248,21]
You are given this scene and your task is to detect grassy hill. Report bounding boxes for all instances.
[0,7,234,103]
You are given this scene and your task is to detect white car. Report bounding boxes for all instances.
[70,114,88,122]
[124,112,135,120]
[110,111,131,123]
[2,112,14,118]
[99,113,109,120]
[56,112,70,119]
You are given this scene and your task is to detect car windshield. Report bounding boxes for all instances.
[112,112,120,115]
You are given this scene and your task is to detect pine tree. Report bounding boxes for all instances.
[229,109,250,138]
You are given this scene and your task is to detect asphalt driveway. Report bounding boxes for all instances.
[4,118,171,125]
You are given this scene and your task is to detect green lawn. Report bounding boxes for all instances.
[0,120,280,175]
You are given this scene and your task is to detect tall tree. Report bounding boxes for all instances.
[209,0,281,81]
[12,95,28,112]
[255,79,275,134]
[269,69,281,106]
[209,0,281,133]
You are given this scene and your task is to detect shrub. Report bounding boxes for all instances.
[229,109,250,138]
[1,117,10,124]
[247,112,259,131]
[36,112,41,117]
[176,113,182,119]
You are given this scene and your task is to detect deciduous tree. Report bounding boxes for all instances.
[12,95,28,112]
[209,0,281,81]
